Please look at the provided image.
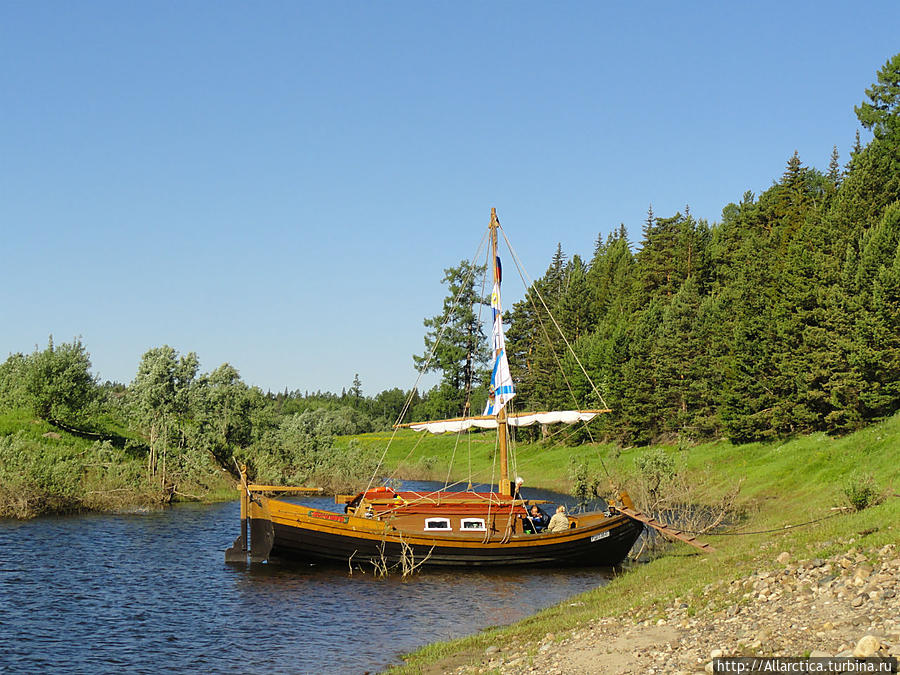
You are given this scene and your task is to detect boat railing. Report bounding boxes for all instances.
[246,484,324,494]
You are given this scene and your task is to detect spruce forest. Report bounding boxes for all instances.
[426,54,900,446]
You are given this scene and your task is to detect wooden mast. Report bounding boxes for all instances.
[490,208,511,498]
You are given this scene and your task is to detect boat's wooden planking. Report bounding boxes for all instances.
[253,496,631,549]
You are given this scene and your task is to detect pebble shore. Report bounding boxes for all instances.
[456,544,899,674]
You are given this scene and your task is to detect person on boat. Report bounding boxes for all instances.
[547,505,570,533]
[525,504,549,533]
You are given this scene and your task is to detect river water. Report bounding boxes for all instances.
[0,482,614,674]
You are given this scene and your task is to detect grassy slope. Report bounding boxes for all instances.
[354,414,900,673]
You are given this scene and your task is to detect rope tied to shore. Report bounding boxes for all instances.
[679,510,846,537]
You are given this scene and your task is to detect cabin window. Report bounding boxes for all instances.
[424,517,452,531]
[460,518,486,531]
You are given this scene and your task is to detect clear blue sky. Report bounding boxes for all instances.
[2,1,898,395]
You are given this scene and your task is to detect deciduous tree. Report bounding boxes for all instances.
[23,337,97,425]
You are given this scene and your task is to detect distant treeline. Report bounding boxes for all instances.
[501,55,900,445]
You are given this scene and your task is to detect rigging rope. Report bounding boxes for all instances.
[500,226,610,411]
[362,227,490,501]
[385,430,428,482]
[499,225,614,483]
[482,430,500,543]
[443,429,464,494]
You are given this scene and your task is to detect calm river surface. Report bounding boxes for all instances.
[0,482,614,674]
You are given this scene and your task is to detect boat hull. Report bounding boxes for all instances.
[249,497,643,568]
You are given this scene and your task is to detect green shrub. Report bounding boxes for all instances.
[842,473,882,511]
[0,433,157,517]
[634,448,676,497]
[568,458,601,507]
[241,413,378,492]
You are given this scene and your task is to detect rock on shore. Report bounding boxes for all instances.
[456,544,899,674]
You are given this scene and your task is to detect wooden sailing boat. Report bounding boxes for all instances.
[226,209,646,567]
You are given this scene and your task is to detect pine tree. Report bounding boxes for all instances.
[716,220,783,443]
[556,255,593,342]
[851,130,862,158]
[642,204,655,239]
[774,151,809,236]
[545,256,594,411]
[851,203,900,421]
[587,227,634,325]
[651,277,707,438]
[634,211,710,306]
[618,298,665,445]
[818,254,866,433]
[547,244,568,298]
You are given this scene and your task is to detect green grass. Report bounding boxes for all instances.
[380,413,900,673]
[0,408,66,440]
[0,406,142,449]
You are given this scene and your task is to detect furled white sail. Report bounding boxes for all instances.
[409,410,603,435]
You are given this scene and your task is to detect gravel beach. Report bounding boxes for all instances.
[452,544,899,674]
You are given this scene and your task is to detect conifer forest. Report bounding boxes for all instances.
[425,53,900,446]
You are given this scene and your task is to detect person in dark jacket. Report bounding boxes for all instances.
[524,505,550,533]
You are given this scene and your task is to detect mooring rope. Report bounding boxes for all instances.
[678,511,845,536]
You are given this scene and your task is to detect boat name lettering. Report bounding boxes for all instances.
[591,531,611,542]
[309,510,349,523]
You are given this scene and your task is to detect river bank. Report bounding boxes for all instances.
[393,516,899,674]
[0,405,369,519]
[0,410,236,518]
[438,545,900,674]
[389,413,900,674]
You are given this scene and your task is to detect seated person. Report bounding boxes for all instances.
[547,505,570,533]
[524,505,550,533]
